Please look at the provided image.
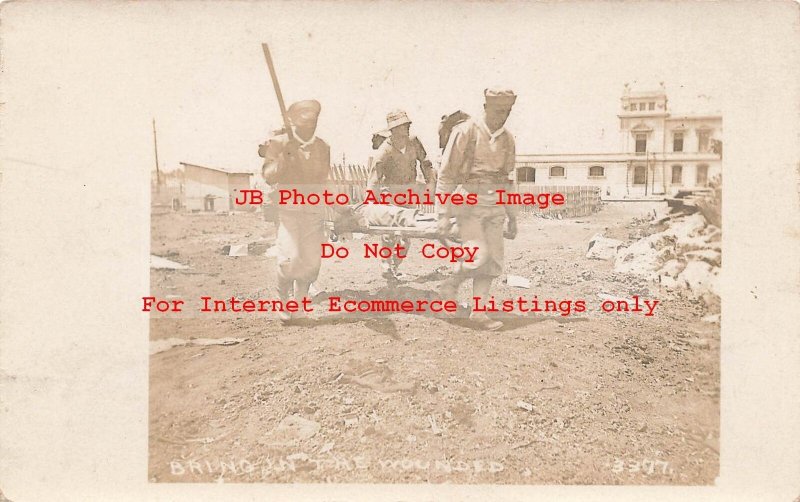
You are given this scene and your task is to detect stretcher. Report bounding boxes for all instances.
[328,224,461,247]
[326,205,460,245]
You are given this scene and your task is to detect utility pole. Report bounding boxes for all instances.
[153,118,161,194]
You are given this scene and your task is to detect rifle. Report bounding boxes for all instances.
[261,43,294,142]
[258,43,301,175]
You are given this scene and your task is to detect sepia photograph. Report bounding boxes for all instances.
[146,2,724,485]
[0,1,798,501]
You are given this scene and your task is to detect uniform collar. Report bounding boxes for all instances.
[478,118,505,143]
[388,136,409,154]
[293,129,317,148]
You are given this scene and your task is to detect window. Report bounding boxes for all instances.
[635,133,647,154]
[648,102,655,110]
[549,166,565,177]
[516,166,535,182]
[630,103,637,111]
[698,130,710,152]
[697,164,709,186]
[671,165,682,184]
[673,132,684,152]
[633,166,646,185]
[589,165,605,177]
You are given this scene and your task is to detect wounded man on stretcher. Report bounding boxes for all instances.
[331,203,460,242]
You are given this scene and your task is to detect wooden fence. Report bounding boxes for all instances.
[515,183,602,218]
[329,164,371,203]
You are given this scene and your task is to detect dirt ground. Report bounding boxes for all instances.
[148,202,720,484]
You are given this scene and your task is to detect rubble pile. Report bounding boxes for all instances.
[589,179,722,302]
[614,213,720,298]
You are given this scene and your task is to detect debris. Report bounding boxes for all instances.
[586,234,625,261]
[612,209,720,302]
[701,313,720,324]
[597,293,630,304]
[506,274,531,289]
[192,337,247,347]
[248,239,272,255]
[344,416,359,428]
[319,441,335,453]
[684,249,721,267]
[428,415,443,435]
[264,415,320,445]
[150,255,189,270]
[150,337,247,355]
[228,243,248,257]
[406,434,417,443]
[338,359,415,393]
[686,338,711,349]
[658,259,686,278]
[677,261,718,297]
[516,400,534,412]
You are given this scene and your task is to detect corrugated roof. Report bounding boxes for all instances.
[180,162,253,175]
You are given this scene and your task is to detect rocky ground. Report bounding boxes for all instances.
[148,202,720,484]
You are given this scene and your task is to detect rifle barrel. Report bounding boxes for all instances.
[261,43,294,141]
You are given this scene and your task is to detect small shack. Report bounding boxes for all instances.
[181,162,253,212]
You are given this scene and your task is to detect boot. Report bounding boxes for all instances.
[469,311,503,331]
[295,280,311,299]
[469,276,502,330]
[277,277,293,324]
[291,280,315,326]
[381,262,399,288]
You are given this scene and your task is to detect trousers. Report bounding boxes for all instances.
[275,209,325,283]
[453,205,506,278]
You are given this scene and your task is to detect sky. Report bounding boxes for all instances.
[1,1,769,175]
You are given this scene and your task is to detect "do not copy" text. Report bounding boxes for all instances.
[321,242,478,263]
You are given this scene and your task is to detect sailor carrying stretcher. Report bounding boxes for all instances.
[367,109,436,284]
[435,88,520,331]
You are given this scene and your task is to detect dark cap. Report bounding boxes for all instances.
[484,88,517,107]
[287,100,321,122]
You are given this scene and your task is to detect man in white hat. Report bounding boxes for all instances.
[435,88,519,331]
[260,99,330,324]
[367,109,436,284]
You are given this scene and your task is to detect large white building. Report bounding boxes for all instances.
[515,86,722,200]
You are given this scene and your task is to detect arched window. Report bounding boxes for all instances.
[697,164,709,186]
[633,165,646,185]
[549,166,565,178]
[588,165,605,178]
[671,165,683,184]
